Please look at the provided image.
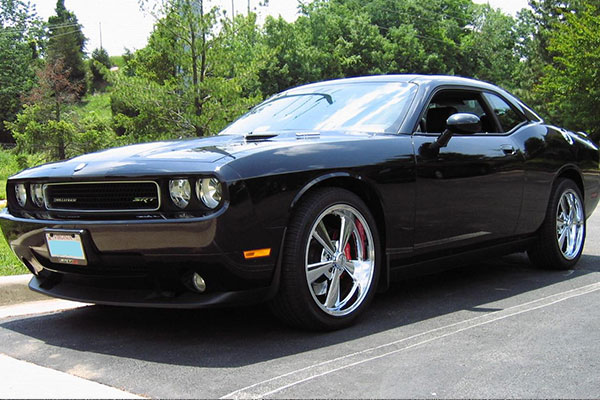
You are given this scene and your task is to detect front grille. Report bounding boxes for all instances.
[45,181,160,212]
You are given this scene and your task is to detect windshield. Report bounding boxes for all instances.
[220,81,418,135]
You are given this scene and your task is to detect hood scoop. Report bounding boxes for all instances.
[244,133,278,141]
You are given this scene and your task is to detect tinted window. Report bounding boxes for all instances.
[423,91,495,133]
[483,93,527,132]
[221,82,418,134]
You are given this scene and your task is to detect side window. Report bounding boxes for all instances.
[423,90,495,134]
[483,93,527,133]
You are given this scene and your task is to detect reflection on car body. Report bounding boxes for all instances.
[1,75,599,330]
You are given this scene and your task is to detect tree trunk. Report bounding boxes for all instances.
[190,0,208,137]
[190,22,202,137]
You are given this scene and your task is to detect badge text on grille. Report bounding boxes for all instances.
[133,197,157,204]
[54,198,77,203]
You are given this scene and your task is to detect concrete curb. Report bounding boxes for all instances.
[0,274,49,306]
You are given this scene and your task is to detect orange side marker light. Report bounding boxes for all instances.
[243,248,271,259]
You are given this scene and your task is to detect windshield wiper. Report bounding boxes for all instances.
[261,92,333,107]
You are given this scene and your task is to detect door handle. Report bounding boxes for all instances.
[500,144,517,156]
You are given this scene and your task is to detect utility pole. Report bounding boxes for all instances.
[247,0,250,15]
[99,22,103,50]
[231,0,235,18]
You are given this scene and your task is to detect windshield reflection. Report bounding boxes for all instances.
[221,82,417,135]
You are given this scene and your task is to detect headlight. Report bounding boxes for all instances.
[31,184,45,208]
[169,179,191,209]
[196,178,222,209]
[15,184,27,207]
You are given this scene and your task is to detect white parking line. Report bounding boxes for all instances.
[221,281,600,399]
[0,354,144,399]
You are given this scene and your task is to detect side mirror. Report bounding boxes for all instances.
[435,113,481,148]
[419,113,482,158]
[446,113,481,134]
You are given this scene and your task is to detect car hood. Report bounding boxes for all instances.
[10,131,376,180]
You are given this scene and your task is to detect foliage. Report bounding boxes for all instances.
[90,47,111,92]
[537,2,600,142]
[0,234,25,275]
[7,91,117,161]
[513,0,586,117]
[7,105,77,161]
[129,1,264,137]
[460,5,519,89]
[0,0,45,142]
[0,149,20,200]
[47,0,87,98]
[8,58,82,159]
[110,73,193,142]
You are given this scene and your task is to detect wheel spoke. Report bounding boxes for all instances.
[313,221,336,257]
[560,195,569,216]
[342,259,355,277]
[566,194,575,219]
[336,281,360,310]
[304,203,376,317]
[558,228,568,249]
[338,212,356,252]
[325,269,341,308]
[306,261,334,284]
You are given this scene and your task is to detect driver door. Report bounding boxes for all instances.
[412,89,525,254]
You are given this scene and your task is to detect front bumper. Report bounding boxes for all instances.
[0,208,284,308]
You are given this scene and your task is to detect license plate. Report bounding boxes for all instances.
[45,232,87,266]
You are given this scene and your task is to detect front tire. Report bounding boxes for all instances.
[528,178,586,270]
[270,188,381,330]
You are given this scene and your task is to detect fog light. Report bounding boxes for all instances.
[192,272,206,293]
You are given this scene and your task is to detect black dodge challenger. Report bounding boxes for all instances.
[1,75,599,330]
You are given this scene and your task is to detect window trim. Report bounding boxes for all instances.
[412,85,532,137]
[480,91,530,135]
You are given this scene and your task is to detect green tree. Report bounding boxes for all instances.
[109,73,192,142]
[132,0,264,137]
[7,58,82,159]
[90,47,111,92]
[47,0,87,98]
[514,0,585,115]
[537,2,600,142]
[0,0,45,142]
[460,4,520,89]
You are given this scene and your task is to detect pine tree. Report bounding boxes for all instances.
[90,47,111,92]
[47,0,87,98]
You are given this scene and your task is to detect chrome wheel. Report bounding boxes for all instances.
[556,189,584,260]
[305,204,375,316]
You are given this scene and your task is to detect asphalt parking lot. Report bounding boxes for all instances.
[0,212,599,398]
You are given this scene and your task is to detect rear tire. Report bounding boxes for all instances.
[269,188,381,330]
[528,178,586,270]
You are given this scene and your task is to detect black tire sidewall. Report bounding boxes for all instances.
[538,179,586,269]
[282,189,381,330]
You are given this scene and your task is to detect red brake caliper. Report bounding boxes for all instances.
[344,219,366,260]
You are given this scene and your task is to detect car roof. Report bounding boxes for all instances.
[289,74,542,124]
[293,74,500,92]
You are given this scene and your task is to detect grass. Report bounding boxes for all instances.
[0,234,26,276]
[0,201,27,275]
[110,55,125,69]
[0,152,28,275]
[0,149,20,201]
[76,91,112,120]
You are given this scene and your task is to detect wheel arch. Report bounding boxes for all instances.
[555,165,585,199]
[289,173,390,292]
